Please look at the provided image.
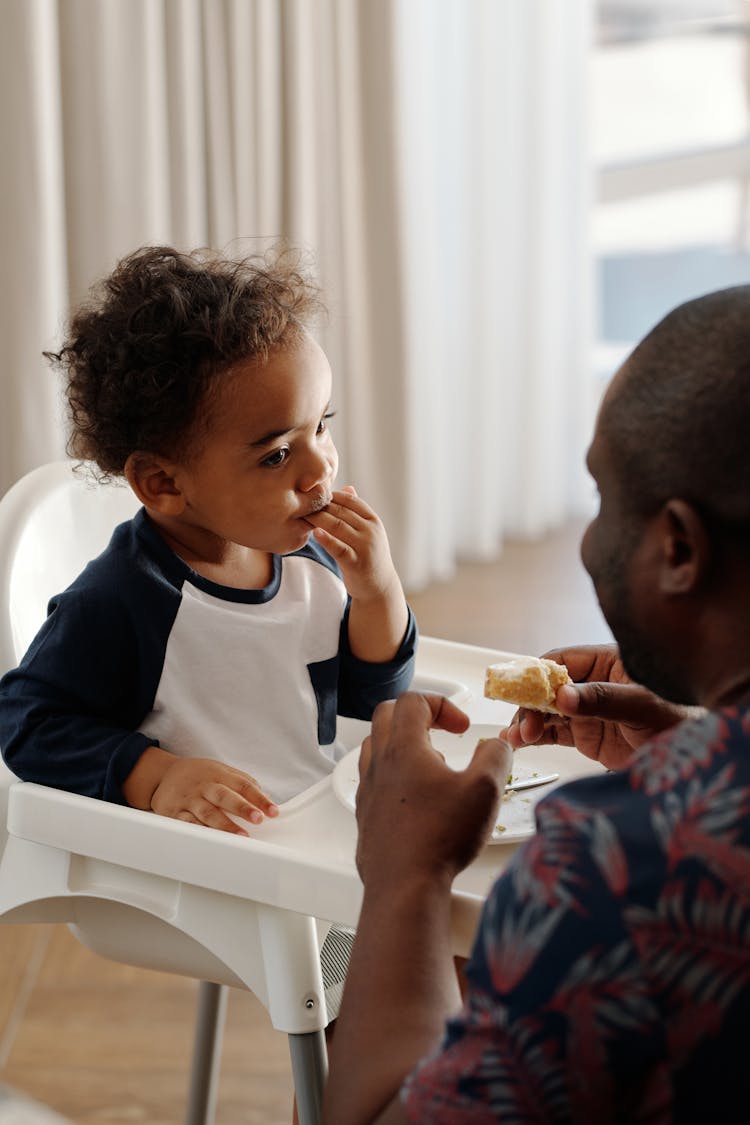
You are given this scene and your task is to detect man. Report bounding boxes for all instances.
[322,286,750,1123]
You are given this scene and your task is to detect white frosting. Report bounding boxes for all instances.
[487,656,544,677]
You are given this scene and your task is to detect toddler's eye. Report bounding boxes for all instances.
[318,410,336,435]
[262,448,289,467]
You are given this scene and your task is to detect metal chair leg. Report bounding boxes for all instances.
[184,981,228,1125]
[288,1029,328,1125]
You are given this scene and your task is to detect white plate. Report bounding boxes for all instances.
[410,671,472,705]
[331,723,562,844]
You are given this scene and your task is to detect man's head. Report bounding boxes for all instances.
[582,285,750,706]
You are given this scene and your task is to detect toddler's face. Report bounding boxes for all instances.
[174,333,339,555]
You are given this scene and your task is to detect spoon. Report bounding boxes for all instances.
[505,772,559,792]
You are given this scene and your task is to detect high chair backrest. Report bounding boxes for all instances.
[0,461,140,805]
[0,461,140,678]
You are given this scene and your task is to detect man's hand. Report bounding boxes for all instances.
[125,746,279,834]
[323,694,510,1125]
[356,693,511,891]
[503,644,696,770]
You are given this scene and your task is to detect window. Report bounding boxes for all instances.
[592,0,750,385]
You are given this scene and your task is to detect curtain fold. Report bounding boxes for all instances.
[1,0,594,590]
[0,0,68,492]
[391,0,595,585]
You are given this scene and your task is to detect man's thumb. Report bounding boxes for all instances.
[558,681,657,723]
[469,735,512,791]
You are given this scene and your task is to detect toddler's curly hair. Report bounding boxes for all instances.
[46,244,325,477]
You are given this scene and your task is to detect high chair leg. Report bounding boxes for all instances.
[288,1029,328,1125]
[184,981,228,1125]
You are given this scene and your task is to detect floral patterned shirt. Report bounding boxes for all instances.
[402,707,750,1123]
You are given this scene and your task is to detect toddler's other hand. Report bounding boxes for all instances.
[150,758,279,834]
[305,487,400,603]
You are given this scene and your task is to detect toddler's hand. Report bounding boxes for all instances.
[150,757,279,834]
[305,487,400,603]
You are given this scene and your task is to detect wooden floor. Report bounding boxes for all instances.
[0,519,612,1123]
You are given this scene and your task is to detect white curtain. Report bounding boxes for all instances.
[0,0,594,590]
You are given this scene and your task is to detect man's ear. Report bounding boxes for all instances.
[124,452,186,514]
[657,499,711,595]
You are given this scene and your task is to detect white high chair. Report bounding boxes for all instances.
[0,461,335,1125]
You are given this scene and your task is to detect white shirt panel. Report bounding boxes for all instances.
[140,556,349,803]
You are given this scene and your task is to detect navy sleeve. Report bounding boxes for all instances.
[336,603,418,719]
[0,569,175,805]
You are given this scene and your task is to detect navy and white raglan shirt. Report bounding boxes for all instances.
[0,509,417,806]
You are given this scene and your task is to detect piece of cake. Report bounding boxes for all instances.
[484,655,571,713]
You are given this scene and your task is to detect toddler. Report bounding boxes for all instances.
[0,244,416,834]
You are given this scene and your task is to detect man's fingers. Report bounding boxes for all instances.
[557,681,662,726]
[359,733,373,779]
[369,693,470,752]
[446,736,510,862]
[364,695,437,773]
[469,735,511,792]
[542,644,620,684]
[361,693,472,782]
[392,692,470,735]
[367,698,396,748]
[503,709,545,748]
[426,694,472,734]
